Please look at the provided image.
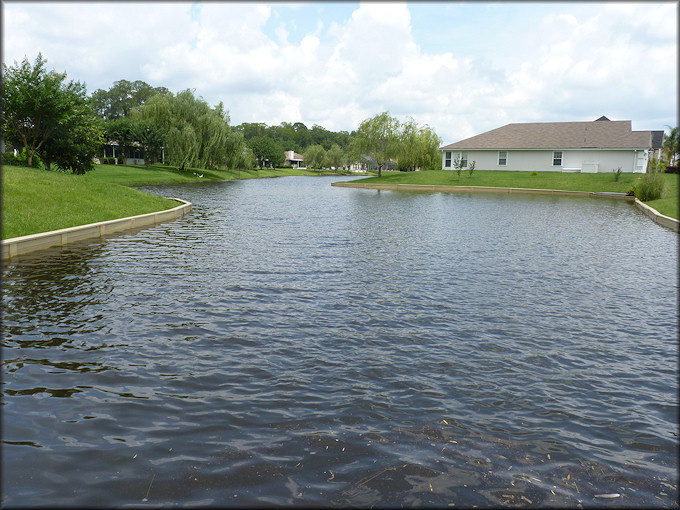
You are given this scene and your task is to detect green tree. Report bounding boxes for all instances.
[105,117,136,165]
[249,136,284,168]
[324,143,345,171]
[353,111,400,177]
[2,53,104,173]
[310,124,334,150]
[2,53,68,168]
[89,79,171,120]
[137,90,246,170]
[293,122,311,149]
[235,122,268,141]
[663,126,678,166]
[132,122,165,168]
[396,118,442,171]
[304,144,326,169]
[416,124,443,170]
[41,96,105,174]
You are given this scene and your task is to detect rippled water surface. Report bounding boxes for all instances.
[2,176,678,507]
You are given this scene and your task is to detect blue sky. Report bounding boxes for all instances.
[2,1,677,143]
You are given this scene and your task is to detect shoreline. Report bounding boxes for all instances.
[2,198,192,261]
[331,181,679,232]
[4,177,676,261]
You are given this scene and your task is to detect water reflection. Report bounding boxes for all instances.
[2,176,677,507]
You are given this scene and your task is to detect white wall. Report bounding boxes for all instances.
[441,149,642,172]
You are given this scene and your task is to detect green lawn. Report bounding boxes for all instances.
[80,163,325,186]
[4,165,676,240]
[358,170,679,219]
[2,163,350,239]
[2,165,180,239]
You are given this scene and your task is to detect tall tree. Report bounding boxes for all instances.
[2,53,68,167]
[292,122,311,148]
[41,91,105,174]
[353,112,400,177]
[131,121,165,168]
[324,143,345,170]
[2,53,104,173]
[397,118,442,171]
[136,90,246,170]
[310,124,333,150]
[249,136,284,168]
[304,144,326,169]
[89,79,171,120]
[105,117,136,165]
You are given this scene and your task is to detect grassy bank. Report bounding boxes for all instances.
[5,164,675,240]
[2,165,180,239]
[2,163,354,239]
[358,170,679,219]
[80,163,330,186]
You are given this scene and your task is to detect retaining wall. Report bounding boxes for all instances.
[332,182,678,232]
[633,199,679,232]
[2,198,192,261]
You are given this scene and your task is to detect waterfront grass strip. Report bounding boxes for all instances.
[2,166,179,239]
[3,164,353,239]
[358,170,678,219]
[81,163,335,186]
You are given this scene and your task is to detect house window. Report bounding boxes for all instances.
[553,151,563,166]
[498,151,507,166]
[460,152,468,167]
[445,151,452,167]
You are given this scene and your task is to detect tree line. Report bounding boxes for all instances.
[2,53,444,175]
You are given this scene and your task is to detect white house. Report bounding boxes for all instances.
[101,140,161,166]
[439,117,664,173]
[284,150,304,168]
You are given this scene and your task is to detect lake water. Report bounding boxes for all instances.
[2,175,677,507]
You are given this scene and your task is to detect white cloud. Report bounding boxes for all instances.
[2,1,676,141]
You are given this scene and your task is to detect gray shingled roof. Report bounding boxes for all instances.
[440,120,654,151]
[650,130,664,149]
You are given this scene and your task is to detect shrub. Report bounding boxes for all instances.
[530,171,538,176]
[468,160,476,176]
[632,159,668,201]
[2,151,18,165]
[454,157,463,180]
[14,148,43,169]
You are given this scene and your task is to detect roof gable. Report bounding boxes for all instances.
[284,150,303,161]
[440,120,654,151]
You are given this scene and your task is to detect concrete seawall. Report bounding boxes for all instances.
[2,198,192,261]
[331,181,679,232]
[633,198,679,232]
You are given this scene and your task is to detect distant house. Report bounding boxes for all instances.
[284,150,304,168]
[101,140,161,166]
[439,117,664,173]
[349,155,397,172]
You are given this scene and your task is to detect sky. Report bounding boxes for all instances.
[2,1,677,144]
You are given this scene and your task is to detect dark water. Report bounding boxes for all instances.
[2,175,677,507]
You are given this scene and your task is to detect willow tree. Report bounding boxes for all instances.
[393,117,442,171]
[353,112,400,177]
[304,144,326,169]
[415,123,443,170]
[324,143,346,170]
[134,90,246,170]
